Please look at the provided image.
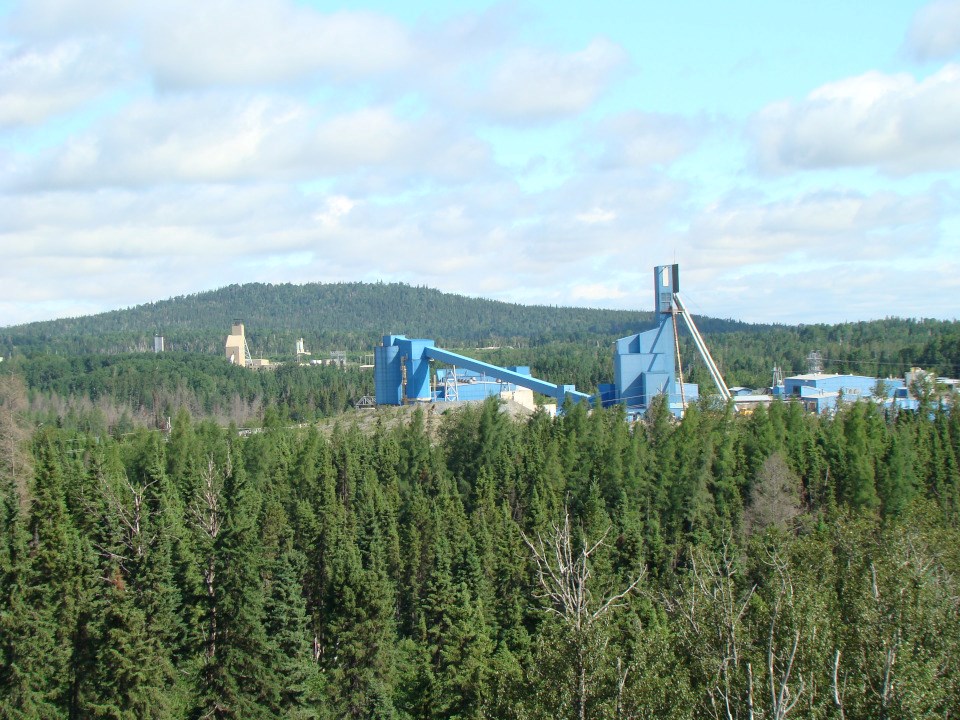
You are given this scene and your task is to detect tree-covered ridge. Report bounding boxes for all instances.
[4,352,373,433]
[2,282,958,391]
[0,282,673,357]
[701,318,960,384]
[1,377,959,718]
[3,321,959,440]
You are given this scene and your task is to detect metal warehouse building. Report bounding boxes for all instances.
[774,373,915,414]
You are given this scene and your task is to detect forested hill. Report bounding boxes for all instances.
[0,281,763,357]
[2,283,959,387]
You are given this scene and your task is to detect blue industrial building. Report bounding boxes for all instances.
[374,335,592,408]
[599,265,704,417]
[772,373,916,414]
[372,267,951,419]
[434,367,533,403]
[374,265,718,417]
[598,325,698,416]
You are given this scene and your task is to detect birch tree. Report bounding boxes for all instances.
[671,539,756,720]
[523,507,644,720]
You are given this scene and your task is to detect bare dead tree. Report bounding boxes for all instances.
[744,453,803,536]
[0,374,33,511]
[522,507,645,720]
[191,455,224,661]
[832,649,847,720]
[524,509,643,629]
[762,548,806,720]
[87,469,165,586]
[870,561,900,716]
[615,656,630,720]
[100,474,161,560]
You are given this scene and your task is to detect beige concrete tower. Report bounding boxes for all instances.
[225,323,249,365]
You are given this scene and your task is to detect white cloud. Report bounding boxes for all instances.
[478,38,628,122]
[703,262,960,325]
[682,189,941,271]
[5,0,136,37]
[753,64,960,174]
[10,96,495,189]
[576,208,616,224]
[0,184,323,259]
[16,95,304,186]
[906,0,960,61]
[415,4,520,65]
[590,111,699,169]
[570,283,629,302]
[0,161,688,324]
[6,0,417,87]
[142,1,416,88]
[314,196,355,229]
[462,171,686,297]
[310,107,425,169]
[0,171,953,327]
[0,38,131,126]
[0,182,368,324]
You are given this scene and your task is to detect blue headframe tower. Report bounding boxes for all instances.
[605,265,685,415]
[374,264,727,418]
[600,264,730,417]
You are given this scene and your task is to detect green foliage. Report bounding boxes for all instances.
[3,281,958,442]
[0,282,660,358]
[1,282,958,720]
[1,395,959,718]
[8,352,371,431]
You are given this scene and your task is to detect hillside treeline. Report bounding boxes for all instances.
[0,282,667,357]
[1,371,958,719]
[2,280,957,392]
[3,353,373,432]
[5,312,960,440]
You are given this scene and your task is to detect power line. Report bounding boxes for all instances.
[819,356,960,375]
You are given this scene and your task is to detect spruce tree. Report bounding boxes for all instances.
[84,581,181,719]
[3,431,87,717]
[190,439,281,719]
[841,405,881,512]
[322,538,397,719]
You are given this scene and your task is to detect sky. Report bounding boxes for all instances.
[1,0,959,327]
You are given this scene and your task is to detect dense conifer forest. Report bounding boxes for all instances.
[0,282,673,356]
[1,284,959,717]
[1,368,959,718]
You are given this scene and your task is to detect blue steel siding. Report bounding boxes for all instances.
[598,383,617,407]
[615,334,641,355]
[785,376,907,402]
[434,368,525,402]
[681,382,700,402]
[615,353,647,406]
[783,374,913,414]
[613,320,676,409]
[642,372,670,406]
[450,382,504,402]
[398,338,434,402]
[374,344,402,405]
[375,335,435,405]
